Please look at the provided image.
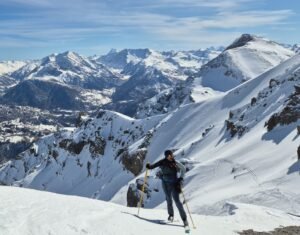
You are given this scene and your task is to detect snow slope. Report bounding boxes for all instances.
[0,110,164,201]
[113,53,300,214]
[0,60,26,75]
[196,34,294,92]
[135,34,295,118]
[1,186,300,235]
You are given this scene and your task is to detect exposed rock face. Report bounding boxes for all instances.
[224,69,300,138]
[266,86,300,131]
[225,120,247,137]
[59,139,86,155]
[127,183,140,207]
[225,34,256,51]
[120,149,147,176]
[89,136,106,157]
[127,178,150,207]
[238,226,300,235]
[59,137,107,157]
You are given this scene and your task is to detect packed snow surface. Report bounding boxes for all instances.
[1,186,300,235]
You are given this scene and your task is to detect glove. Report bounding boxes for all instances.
[146,163,151,169]
[175,181,182,193]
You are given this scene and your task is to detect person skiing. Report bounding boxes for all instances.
[146,149,189,227]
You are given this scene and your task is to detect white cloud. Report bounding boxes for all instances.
[0,0,295,51]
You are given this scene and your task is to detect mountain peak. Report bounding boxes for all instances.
[59,51,81,59]
[225,34,259,51]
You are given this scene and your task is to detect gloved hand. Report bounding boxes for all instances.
[175,181,182,193]
[177,177,183,183]
[146,163,151,169]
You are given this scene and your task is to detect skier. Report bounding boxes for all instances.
[146,150,189,228]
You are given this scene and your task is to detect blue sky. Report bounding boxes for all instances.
[0,0,299,60]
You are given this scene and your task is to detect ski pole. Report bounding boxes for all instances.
[181,187,196,229]
[137,165,149,216]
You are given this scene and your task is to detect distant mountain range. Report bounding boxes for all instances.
[0,47,223,115]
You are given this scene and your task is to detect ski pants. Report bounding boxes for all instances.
[162,180,187,221]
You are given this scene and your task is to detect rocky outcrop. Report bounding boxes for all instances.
[127,183,141,207]
[59,139,86,155]
[120,149,147,176]
[238,226,300,235]
[225,119,247,138]
[225,34,256,51]
[59,137,106,157]
[265,87,300,131]
[127,178,150,207]
[89,137,106,157]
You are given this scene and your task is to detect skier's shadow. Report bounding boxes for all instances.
[287,161,300,175]
[121,212,183,227]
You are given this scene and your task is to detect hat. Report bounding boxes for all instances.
[164,150,173,158]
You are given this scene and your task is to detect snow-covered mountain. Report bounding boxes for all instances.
[1,186,300,235]
[1,51,299,219]
[96,48,152,70]
[136,34,295,118]
[0,75,17,96]
[1,52,119,110]
[0,61,26,95]
[0,104,85,164]
[4,49,221,115]
[292,44,300,54]
[135,77,221,118]
[0,79,113,110]
[0,60,27,75]
[0,109,163,200]
[197,34,294,92]
[97,47,222,73]
[97,48,222,116]
[11,51,122,90]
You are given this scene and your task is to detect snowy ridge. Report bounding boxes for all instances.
[98,48,222,73]
[11,51,121,90]
[98,47,222,116]
[135,34,295,118]
[0,110,163,201]
[0,60,27,75]
[196,34,294,92]
[292,44,300,54]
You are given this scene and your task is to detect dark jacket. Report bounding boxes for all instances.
[148,158,186,182]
